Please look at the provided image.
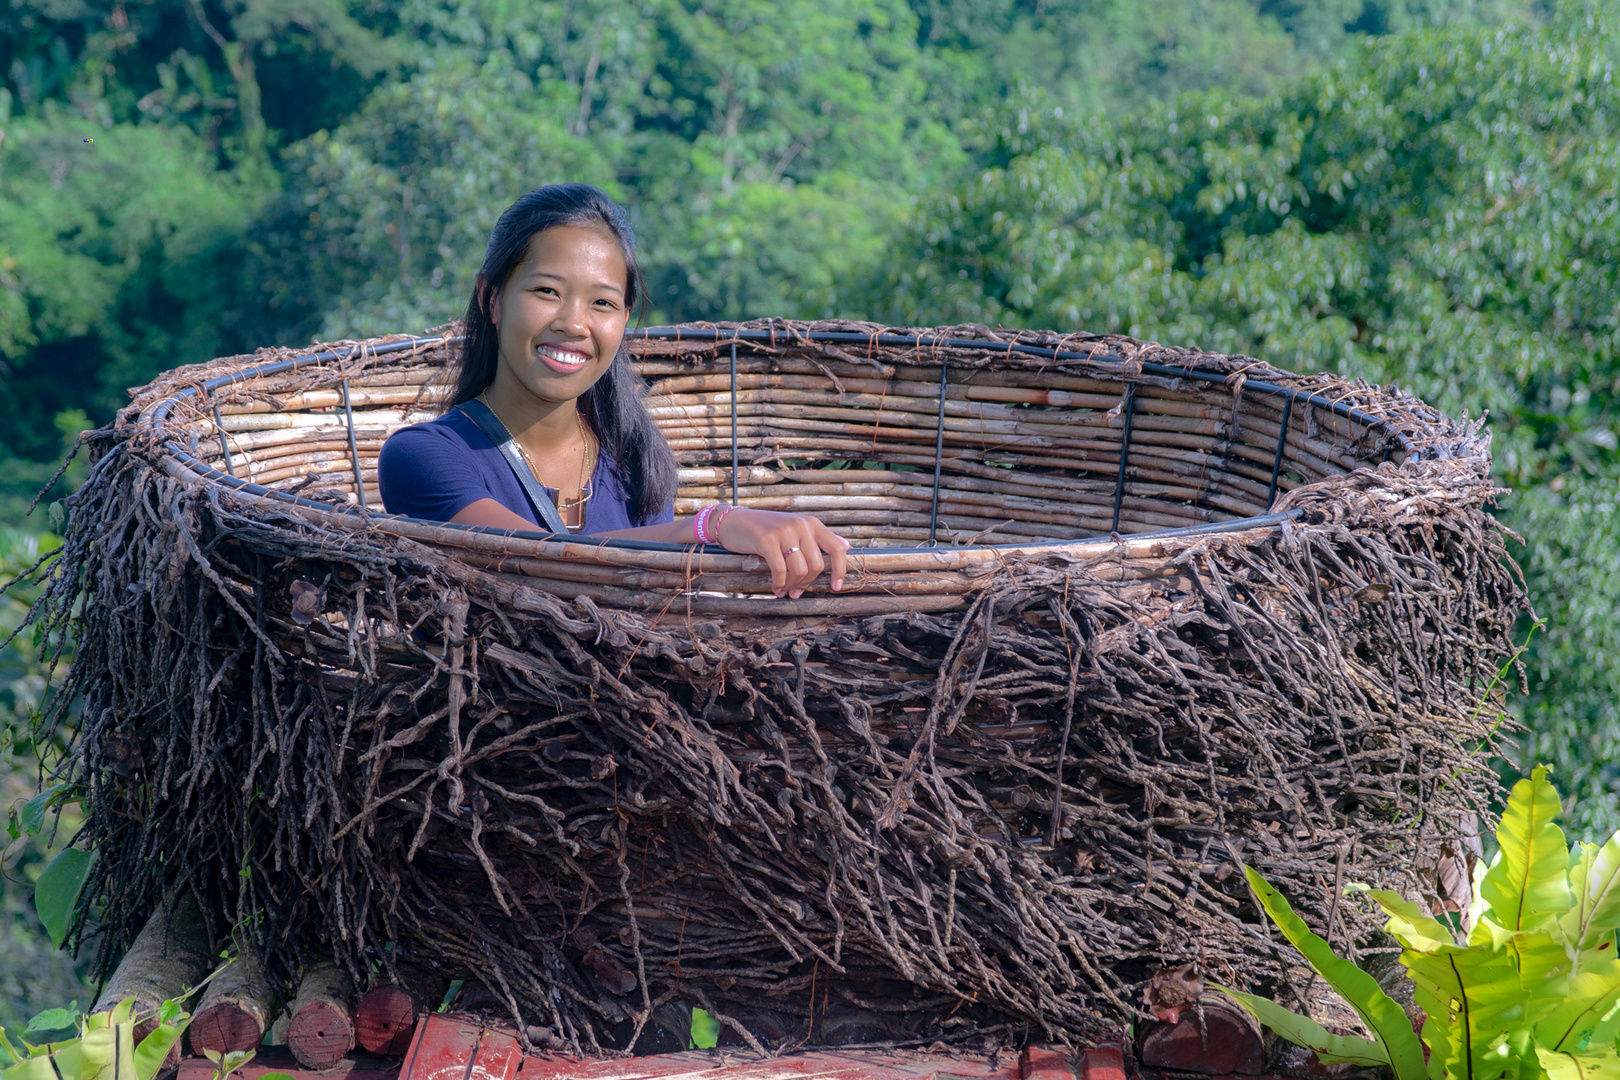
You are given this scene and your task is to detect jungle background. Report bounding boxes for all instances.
[1,0,1615,1029]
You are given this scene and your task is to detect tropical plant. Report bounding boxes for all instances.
[0,996,188,1080]
[198,1047,296,1080]
[690,1007,719,1050]
[1226,766,1620,1080]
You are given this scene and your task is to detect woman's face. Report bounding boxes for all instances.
[490,224,630,407]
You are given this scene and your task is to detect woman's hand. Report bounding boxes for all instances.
[714,507,850,598]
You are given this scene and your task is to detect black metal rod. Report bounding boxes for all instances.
[1111,384,1137,534]
[341,378,368,509]
[730,342,740,506]
[927,363,949,545]
[213,405,234,476]
[1266,394,1295,510]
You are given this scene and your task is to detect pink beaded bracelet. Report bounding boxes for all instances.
[692,503,736,545]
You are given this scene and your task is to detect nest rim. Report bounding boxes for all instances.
[141,325,1431,566]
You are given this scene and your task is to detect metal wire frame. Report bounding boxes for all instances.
[341,378,368,510]
[146,330,1412,554]
[1266,394,1296,510]
[928,363,949,546]
[1110,384,1137,534]
[730,342,740,506]
[212,406,235,477]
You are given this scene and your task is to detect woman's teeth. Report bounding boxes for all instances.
[538,345,589,368]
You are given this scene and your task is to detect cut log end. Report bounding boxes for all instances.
[355,985,424,1056]
[288,962,356,1070]
[1138,992,1266,1076]
[288,1001,356,1069]
[190,1002,267,1054]
[190,952,278,1055]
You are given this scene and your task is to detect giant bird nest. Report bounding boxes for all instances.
[31,320,1525,1052]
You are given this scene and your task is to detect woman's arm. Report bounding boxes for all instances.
[604,508,848,598]
[450,501,848,598]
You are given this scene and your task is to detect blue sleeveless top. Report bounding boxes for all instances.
[377,409,674,534]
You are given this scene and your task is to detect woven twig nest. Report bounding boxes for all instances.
[40,320,1524,1050]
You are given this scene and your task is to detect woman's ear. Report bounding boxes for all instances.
[478,277,502,326]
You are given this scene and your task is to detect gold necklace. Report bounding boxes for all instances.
[556,410,596,521]
[480,393,595,531]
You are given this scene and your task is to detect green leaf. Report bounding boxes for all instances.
[1564,836,1620,963]
[1482,765,1572,932]
[1400,942,1527,1080]
[0,1028,23,1069]
[52,1022,118,1080]
[17,786,69,837]
[22,1006,80,1046]
[1537,1048,1620,1080]
[112,1013,136,1080]
[1243,867,1429,1080]
[1220,987,1390,1067]
[1536,962,1620,1053]
[689,1007,719,1050]
[132,1019,188,1080]
[256,1073,299,1080]
[1,1053,60,1080]
[1364,889,1458,952]
[35,846,95,948]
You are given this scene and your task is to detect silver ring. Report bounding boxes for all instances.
[784,547,799,554]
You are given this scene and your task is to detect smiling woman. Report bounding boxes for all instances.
[377,184,850,598]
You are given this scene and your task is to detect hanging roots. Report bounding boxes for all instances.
[28,321,1527,1052]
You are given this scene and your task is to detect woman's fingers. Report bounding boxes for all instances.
[812,519,849,591]
[787,527,825,598]
[714,508,850,598]
[782,545,812,598]
[760,542,789,597]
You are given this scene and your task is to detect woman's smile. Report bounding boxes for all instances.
[536,342,593,373]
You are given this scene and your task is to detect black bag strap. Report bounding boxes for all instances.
[456,399,573,536]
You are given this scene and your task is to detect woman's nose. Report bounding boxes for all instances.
[550,296,590,335]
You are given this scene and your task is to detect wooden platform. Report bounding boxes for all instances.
[176,1016,1084,1080]
[175,1013,1297,1080]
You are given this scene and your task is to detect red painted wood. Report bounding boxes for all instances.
[396,1012,1048,1080]
[176,1046,398,1080]
[1077,1048,1125,1080]
[1020,1047,1075,1080]
[399,1014,524,1080]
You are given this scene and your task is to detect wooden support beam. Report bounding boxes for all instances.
[93,892,213,1070]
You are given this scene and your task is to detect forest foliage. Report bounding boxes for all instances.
[2,0,1618,985]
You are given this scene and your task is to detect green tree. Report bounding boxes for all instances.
[0,528,92,1035]
[0,107,260,458]
[252,54,614,341]
[882,3,1620,832]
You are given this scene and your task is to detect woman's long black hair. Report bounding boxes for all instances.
[446,184,677,526]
